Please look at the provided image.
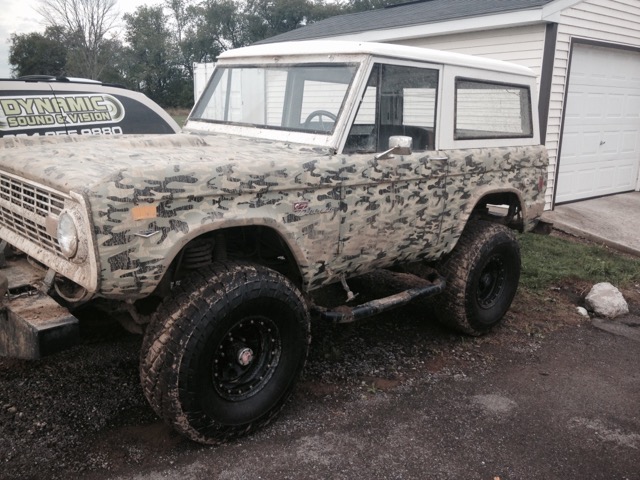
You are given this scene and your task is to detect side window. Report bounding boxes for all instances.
[455,78,533,140]
[345,64,438,153]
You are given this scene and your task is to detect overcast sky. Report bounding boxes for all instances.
[0,0,155,78]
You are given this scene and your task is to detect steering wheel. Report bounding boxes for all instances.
[303,110,337,131]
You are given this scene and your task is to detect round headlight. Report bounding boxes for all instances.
[57,211,79,258]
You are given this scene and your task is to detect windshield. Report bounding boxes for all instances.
[191,63,358,134]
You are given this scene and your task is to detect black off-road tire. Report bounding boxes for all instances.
[139,262,310,444]
[435,220,521,336]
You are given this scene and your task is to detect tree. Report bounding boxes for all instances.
[184,0,343,62]
[9,27,67,77]
[164,0,202,77]
[92,36,128,84]
[123,5,190,107]
[183,0,248,65]
[35,0,120,79]
[346,0,408,13]
[244,0,315,44]
[165,0,192,45]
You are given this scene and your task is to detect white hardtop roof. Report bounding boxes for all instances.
[217,40,536,77]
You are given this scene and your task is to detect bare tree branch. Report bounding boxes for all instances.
[35,0,119,78]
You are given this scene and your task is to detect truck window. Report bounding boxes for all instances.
[192,64,357,134]
[345,63,438,153]
[455,78,533,140]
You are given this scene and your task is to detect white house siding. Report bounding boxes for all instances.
[394,24,547,79]
[548,0,640,203]
[193,62,215,102]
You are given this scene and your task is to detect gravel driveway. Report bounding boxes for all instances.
[1,274,639,479]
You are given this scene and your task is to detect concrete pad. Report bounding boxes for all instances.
[592,316,640,343]
[542,192,640,257]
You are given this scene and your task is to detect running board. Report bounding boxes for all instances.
[315,274,445,323]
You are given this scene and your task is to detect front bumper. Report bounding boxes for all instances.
[0,257,78,359]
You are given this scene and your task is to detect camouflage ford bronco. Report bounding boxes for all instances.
[0,41,547,444]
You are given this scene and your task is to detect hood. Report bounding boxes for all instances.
[0,133,330,195]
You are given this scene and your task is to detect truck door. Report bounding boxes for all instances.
[335,63,448,272]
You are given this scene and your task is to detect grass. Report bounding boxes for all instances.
[519,232,640,293]
[166,108,191,127]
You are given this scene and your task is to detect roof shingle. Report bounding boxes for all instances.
[258,0,556,44]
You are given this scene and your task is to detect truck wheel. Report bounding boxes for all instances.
[435,220,520,336]
[140,262,310,444]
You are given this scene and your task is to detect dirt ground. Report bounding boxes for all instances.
[1,262,639,479]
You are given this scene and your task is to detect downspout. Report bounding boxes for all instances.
[538,22,558,145]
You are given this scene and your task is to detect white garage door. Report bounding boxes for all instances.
[556,44,640,203]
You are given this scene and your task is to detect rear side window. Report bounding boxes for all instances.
[454,78,532,140]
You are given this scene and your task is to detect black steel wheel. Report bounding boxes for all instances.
[476,254,507,310]
[434,220,521,335]
[140,262,310,444]
[212,316,281,402]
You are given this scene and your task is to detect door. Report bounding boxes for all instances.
[336,63,447,272]
[556,44,640,203]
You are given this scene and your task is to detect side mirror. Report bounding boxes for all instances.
[374,135,413,160]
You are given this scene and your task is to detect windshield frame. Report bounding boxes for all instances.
[185,54,371,150]
[191,63,357,135]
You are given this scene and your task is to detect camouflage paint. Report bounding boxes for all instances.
[0,133,546,299]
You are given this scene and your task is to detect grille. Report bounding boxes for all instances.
[0,173,68,256]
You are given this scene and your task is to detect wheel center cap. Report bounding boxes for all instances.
[237,347,254,366]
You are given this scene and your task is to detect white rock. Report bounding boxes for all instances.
[576,306,589,318]
[585,282,629,318]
